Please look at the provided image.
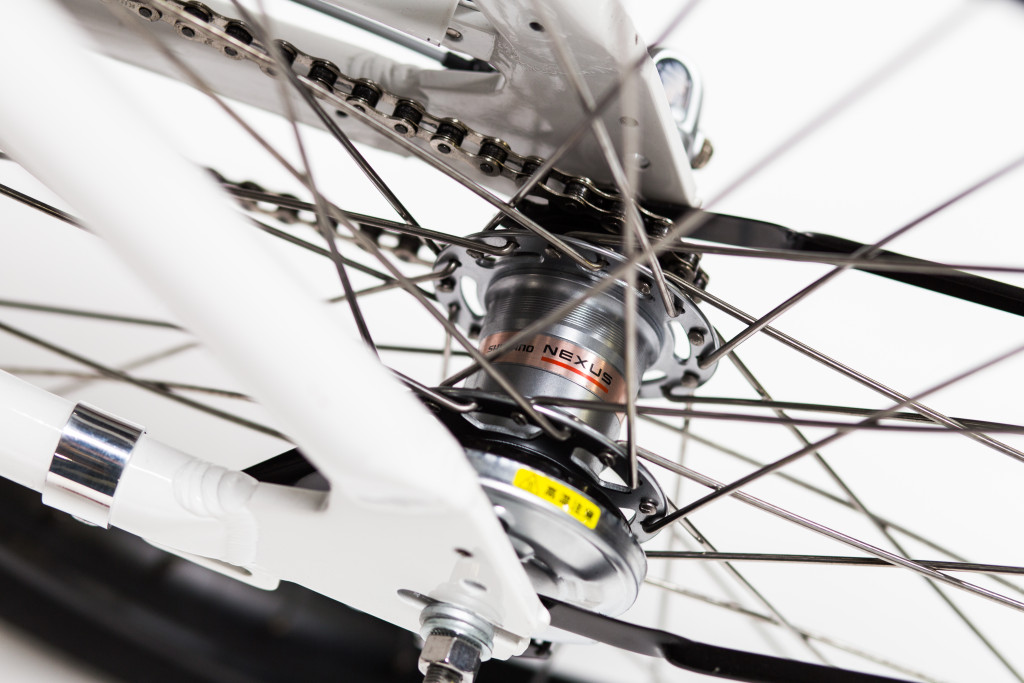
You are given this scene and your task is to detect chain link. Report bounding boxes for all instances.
[108,0,706,282]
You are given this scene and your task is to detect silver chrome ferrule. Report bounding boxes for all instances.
[42,404,143,528]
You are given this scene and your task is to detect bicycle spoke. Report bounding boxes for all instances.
[239,3,378,355]
[3,367,250,401]
[234,0,436,258]
[700,151,1024,368]
[0,320,283,438]
[376,344,469,358]
[639,446,1024,615]
[118,0,604,428]
[671,519,832,664]
[530,0,677,319]
[326,262,455,303]
[704,0,976,208]
[657,239,1024,277]
[442,209,725,387]
[441,305,456,382]
[650,339,1024,530]
[530,397,1024,434]
[659,395,1024,432]
[0,180,83,229]
[647,552,1024,576]
[642,416,1024,602]
[644,576,947,683]
[250,219,405,284]
[27,3,1024,679]
[50,340,199,396]
[666,271,1024,462]
[320,200,570,438]
[480,0,707,233]
[225,184,514,256]
[727,349,1024,680]
[0,299,181,330]
[731,351,1024,682]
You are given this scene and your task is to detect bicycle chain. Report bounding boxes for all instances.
[107,0,706,281]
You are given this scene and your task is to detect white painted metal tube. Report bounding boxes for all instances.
[0,370,75,493]
[0,1,544,651]
[0,0,472,507]
[0,368,263,567]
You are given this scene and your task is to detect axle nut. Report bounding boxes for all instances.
[419,633,483,682]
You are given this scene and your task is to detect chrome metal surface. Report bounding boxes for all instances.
[435,231,719,438]
[466,449,646,616]
[418,603,495,683]
[651,49,710,168]
[42,403,143,528]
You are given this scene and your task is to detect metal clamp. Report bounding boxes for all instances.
[42,404,143,528]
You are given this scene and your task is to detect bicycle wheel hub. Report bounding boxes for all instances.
[435,231,719,439]
[432,232,721,616]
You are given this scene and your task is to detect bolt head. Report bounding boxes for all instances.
[687,329,706,346]
[419,634,482,681]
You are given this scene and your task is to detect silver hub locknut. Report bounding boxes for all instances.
[418,603,495,683]
[419,633,483,683]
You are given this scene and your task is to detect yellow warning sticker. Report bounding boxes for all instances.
[512,469,601,530]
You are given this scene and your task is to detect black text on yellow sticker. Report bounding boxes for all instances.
[513,469,601,529]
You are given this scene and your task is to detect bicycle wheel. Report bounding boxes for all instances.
[0,1,1023,682]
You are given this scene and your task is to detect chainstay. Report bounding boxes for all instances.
[108,0,680,233]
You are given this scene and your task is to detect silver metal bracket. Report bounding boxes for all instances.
[42,403,143,528]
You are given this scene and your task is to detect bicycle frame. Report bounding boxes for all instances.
[0,0,710,663]
[0,0,552,659]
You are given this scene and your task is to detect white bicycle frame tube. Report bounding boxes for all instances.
[0,0,545,658]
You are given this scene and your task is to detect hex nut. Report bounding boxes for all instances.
[418,634,482,681]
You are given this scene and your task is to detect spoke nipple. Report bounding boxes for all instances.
[511,412,529,426]
[638,498,658,515]
[687,329,705,346]
[680,373,699,389]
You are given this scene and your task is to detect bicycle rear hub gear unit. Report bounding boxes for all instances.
[432,232,720,616]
